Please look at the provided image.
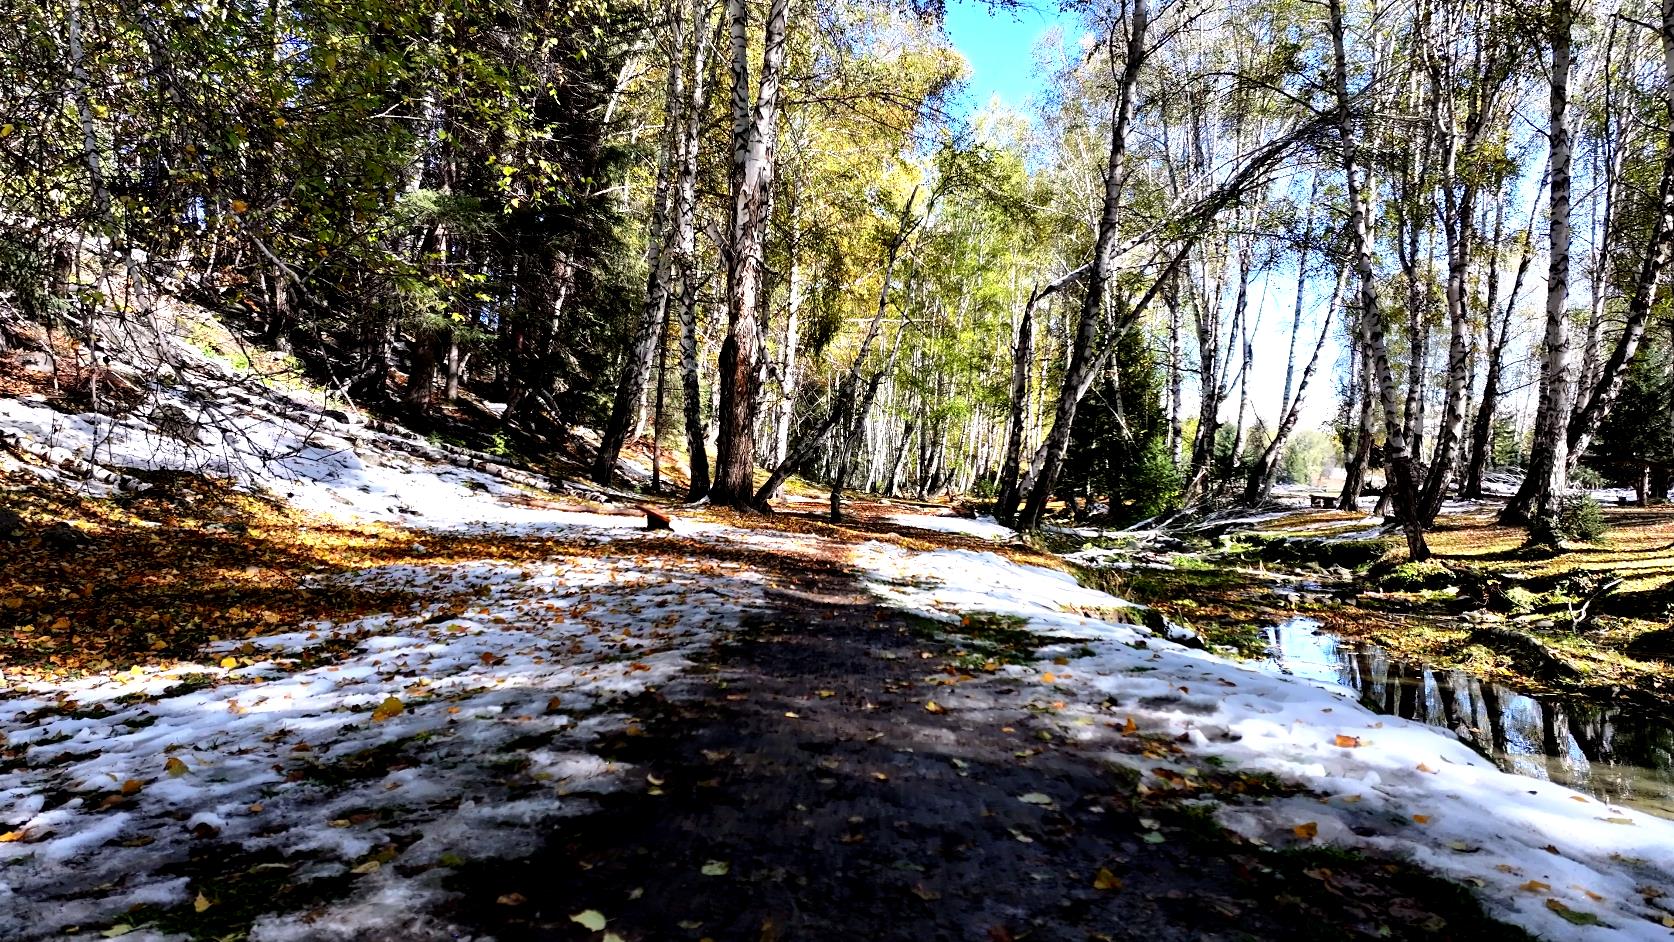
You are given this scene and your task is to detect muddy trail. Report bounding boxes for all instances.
[440,560,1525,942]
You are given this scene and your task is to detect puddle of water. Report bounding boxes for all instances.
[1262,617,1674,820]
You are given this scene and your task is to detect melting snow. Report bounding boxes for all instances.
[851,542,1674,941]
[0,549,765,940]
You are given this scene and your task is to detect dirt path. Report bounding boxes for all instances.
[439,554,1525,942]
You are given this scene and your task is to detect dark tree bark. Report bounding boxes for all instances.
[995,265,1087,522]
[1329,0,1429,559]
[710,0,790,508]
[1503,3,1576,529]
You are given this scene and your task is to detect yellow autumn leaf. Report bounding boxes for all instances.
[194,892,212,913]
[1520,880,1551,893]
[0,830,26,843]
[1293,821,1319,840]
[220,656,238,669]
[165,756,189,776]
[121,779,142,795]
[1121,716,1138,735]
[229,199,248,213]
[1412,814,1431,824]
[371,696,404,722]
[924,700,945,714]
[1333,735,1361,748]
[1093,867,1122,890]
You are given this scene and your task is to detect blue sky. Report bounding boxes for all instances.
[941,0,1068,116]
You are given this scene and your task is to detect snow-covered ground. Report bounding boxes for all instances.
[0,389,642,530]
[885,511,1014,541]
[851,542,1674,941]
[0,539,768,941]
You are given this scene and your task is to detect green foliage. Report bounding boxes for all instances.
[1377,559,1451,590]
[1129,436,1185,520]
[1587,338,1674,484]
[1490,418,1523,468]
[1556,494,1609,543]
[1,0,641,419]
[1279,429,1336,486]
[1056,324,1179,522]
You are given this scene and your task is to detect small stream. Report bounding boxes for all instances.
[1261,617,1674,820]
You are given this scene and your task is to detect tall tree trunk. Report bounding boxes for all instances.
[1166,275,1185,464]
[1280,178,1317,416]
[593,2,688,484]
[1568,0,1674,463]
[1504,6,1576,529]
[771,205,804,483]
[1015,0,1150,532]
[1337,320,1375,510]
[1465,181,1540,498]
[995,265,1086,521]
[1329,0,1429,559]
[710,0,790,508]
[1419,60,1500,522]
[672,4,718,500]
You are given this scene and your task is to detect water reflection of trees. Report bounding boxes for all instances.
[1330,636,1673,810]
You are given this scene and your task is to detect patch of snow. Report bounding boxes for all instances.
[850,544,1674,941]
[0,392,652,533]
[0,547,767,940]
[853,542,1141,640]
[885,512,1015,541]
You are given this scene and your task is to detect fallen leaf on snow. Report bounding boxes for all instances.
[371,696,404,722]
[1292,822,1318,840]
[1544,899,1602,926]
